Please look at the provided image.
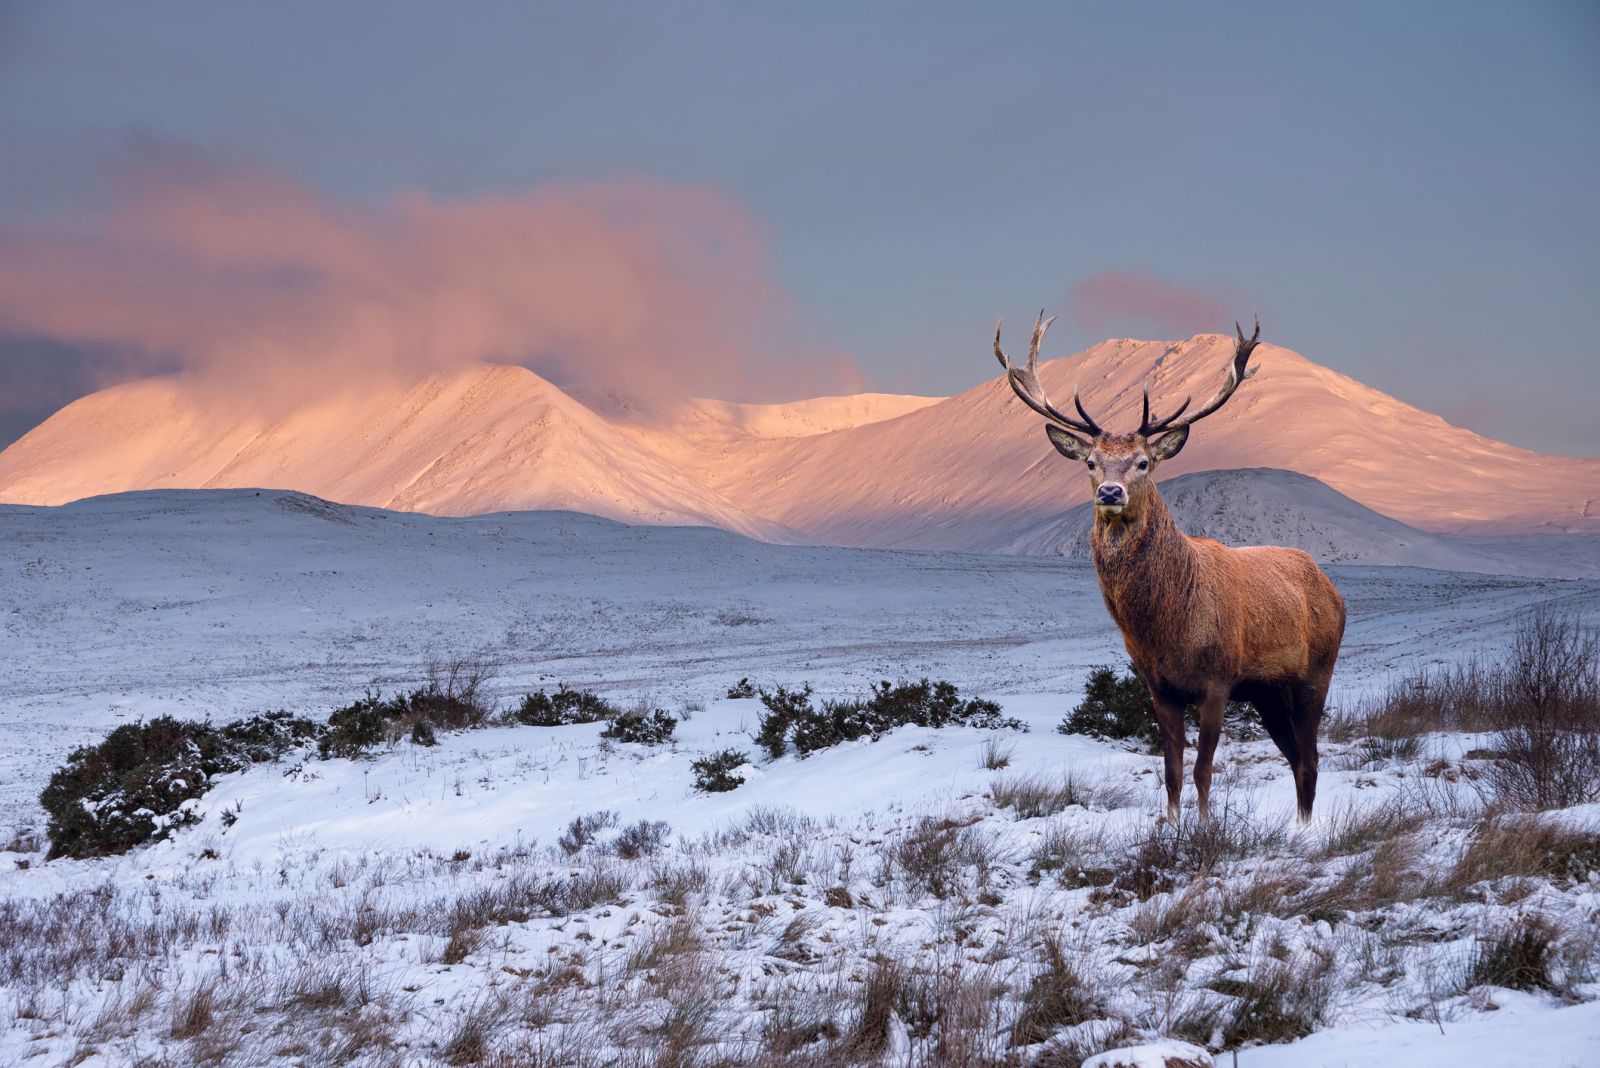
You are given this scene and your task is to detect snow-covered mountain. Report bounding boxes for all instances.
[978,467,1600,578]
[2,333,1596,557]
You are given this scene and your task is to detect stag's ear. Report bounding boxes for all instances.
[1147,425,1190,462]
[1045,424,1094,461]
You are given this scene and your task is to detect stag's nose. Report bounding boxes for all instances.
[1097,483,1126,505]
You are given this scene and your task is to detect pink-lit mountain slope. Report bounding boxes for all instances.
[1,334,1594,556]
[689,334,1599,548]
[0,365,815,542]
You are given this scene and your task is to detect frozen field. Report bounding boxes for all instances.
[2,490,1599,1066]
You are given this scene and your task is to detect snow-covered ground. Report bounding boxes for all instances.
[3,490,1599,1066]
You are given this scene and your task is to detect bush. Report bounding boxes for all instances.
[1481,611,1600,811]
[755,679,1022,759]
[41,712,320,859]
[601,709,677,745]
[691,749,750,793]
[1466,916,1557,993]
[726,678,757,700]
[558,811,617,855]
[614,820,671,859]
[1062,665,1159,749]
[510,684,618,727]
[318,677,495,759]
[753,684,813,759]
[1060,664,1259,753]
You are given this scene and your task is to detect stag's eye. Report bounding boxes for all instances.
[1138,458,1149,471]
[1085,459,1096,470]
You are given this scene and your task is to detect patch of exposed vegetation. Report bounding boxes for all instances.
[691,749,750,793]
[40,712,321,859]
[600,708,677,745]
[508,684,619,727]
[754,679,1022,760]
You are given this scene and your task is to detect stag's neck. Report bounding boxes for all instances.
[1090,485,1198,634]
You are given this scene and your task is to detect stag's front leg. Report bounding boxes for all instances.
[1151,698,1187,822]
[1192,694,1228,822]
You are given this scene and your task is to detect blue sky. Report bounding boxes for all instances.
[1,1,1596,453]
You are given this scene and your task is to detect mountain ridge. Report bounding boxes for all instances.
[3,334,1596,562]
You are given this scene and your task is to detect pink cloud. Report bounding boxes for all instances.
[0,156,862,422]
[1069,270,1242,340]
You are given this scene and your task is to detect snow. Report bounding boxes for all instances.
[1084,1040,1212,1067]
[3,490,1600,1065]
[1235,994,1600,1068]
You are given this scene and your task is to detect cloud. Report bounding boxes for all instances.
[1068,270,1241,340]
[0,151,862,437]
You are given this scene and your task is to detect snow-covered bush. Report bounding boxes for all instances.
[600,708,677,745]
[40,712,320,859]
[319,680,493,759]
[509,684,618,727]
[755,679,1021,759]
[691,749,750,793]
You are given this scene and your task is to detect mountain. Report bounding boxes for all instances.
[977,467,1600,579]
[0,365,811,542]
[683,334,1600,548]
[3,333,1597,563]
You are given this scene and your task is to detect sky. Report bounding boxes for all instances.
[0,1,1596,455]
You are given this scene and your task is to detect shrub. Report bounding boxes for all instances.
[558,811,617,855]
[755,679,1022,759]
[754,684,814,759]
[510,684,618,727]
[318,675,497,759]
[614,820,671,859]
[600,709,677,745]
[1061,664,1260,752]
[318,693,392,759]
[1062,665,1158,749]
[41,712,320,859]
[726,677,757,700]
[1466,916,1557,993]
[1480,611,1600,810]
[691,749,749,793]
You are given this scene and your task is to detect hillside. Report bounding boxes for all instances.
[979,467,1600,579]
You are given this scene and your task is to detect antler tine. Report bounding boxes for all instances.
[1138,385,1192,436]
[1140,314,1262,437]
[993,310,1101,437]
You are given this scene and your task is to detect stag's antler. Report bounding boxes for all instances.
[1139,315,1262,436]
[994,310,1102,437]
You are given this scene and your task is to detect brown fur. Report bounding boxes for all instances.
[1077,432,1346,821]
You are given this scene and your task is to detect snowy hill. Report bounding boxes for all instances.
[979,467,1600,578]
[3,334,1597,557]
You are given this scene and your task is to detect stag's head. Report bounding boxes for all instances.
[994,313,1261,521]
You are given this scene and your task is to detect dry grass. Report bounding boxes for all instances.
[1448,813,1600,893]
[990,772,1135,819]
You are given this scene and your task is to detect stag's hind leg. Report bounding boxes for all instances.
[1240,682,1305,819]
[1289,677,1330,822]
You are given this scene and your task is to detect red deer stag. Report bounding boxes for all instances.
[993,314,1345,821]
